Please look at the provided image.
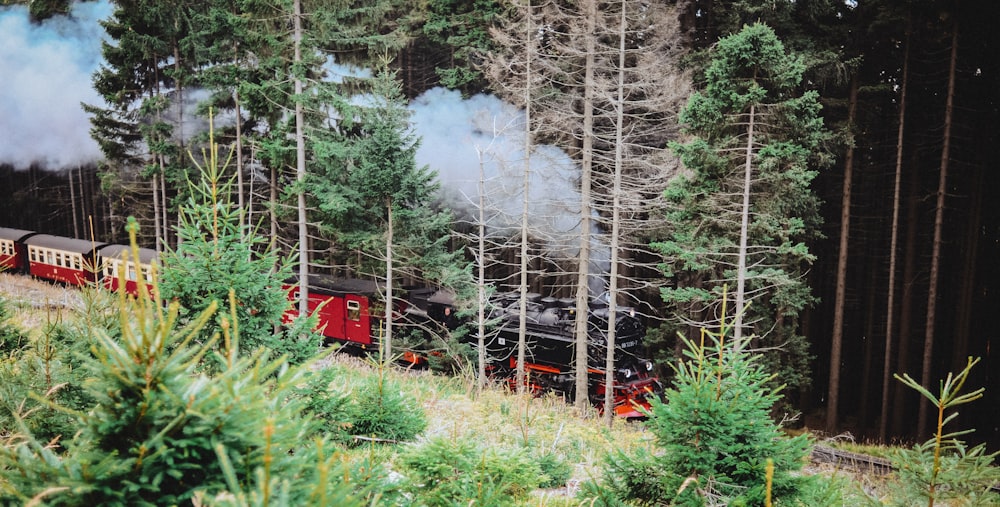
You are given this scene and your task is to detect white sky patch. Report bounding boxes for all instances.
[0,1,111,169]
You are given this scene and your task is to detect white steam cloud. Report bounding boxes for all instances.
[410,88,585,251]
[0,0,111,169]
[410,88,612,294]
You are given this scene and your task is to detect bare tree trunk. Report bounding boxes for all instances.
[160,172,169,248]
[952,165,982,372]
[234,80,246,237]
[892,160,920,436]
[827,74,858,434]
[880,18,910,441]
[70,166,80,239]
[270,166,278,247]
[603,0,627,428]
[733,103,755,346]
[918,20,957,437]
[385,197,394,362]
[294,0,309,317]
[78,167,88,235]
[477,148,488,391]
[517,0,533,394]
[573,0,597,411]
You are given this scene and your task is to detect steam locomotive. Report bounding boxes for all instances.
[1,227,661,417]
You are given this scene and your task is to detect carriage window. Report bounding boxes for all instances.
[128,264,137,281]
[46,251,54,264]
[29,248,37,262]
[56,252,64,267]
[73,256,81,270]
[347,300,361,321]
[0,242,9,255]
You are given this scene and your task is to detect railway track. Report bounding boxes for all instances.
[810,443,1000,494]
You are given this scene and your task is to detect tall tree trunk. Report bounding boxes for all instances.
[892,158,920,436]
[160,172,169,248]
[234,74,246,237]
[918,20,958,437]
[385,197,394,362]
[294,0,309,316]
[574,0,597,411]
[952,165,982,372]
[477,148,488,391]
[152,167,161,250]
[604,0,627,427]
[78,167,88,235]
[517,0,533,394]
[880,17,909,441]
[733,102,755,346]
[70,167,79,239]
[827,73,858,433]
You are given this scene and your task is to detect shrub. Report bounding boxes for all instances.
[345,359,427,444]
[398,435,542,506]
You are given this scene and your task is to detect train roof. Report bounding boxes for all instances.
[0,227,37,242]
[24,234,108,255]
[99,244,159,264]
[286,274,382,297]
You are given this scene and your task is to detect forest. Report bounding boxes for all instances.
[0,0,998,467]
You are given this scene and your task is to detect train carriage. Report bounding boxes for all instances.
[99,244,158,297]
[283,275,377,347]
[0,227,37,273]
[23,235,107,286]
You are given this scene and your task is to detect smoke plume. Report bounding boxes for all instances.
[410,88,585,251]
[0,0,111,169]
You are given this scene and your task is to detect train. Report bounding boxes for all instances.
[0,227,662,418]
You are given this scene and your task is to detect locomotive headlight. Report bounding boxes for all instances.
[645,361,653,371]
[622,368,634,379]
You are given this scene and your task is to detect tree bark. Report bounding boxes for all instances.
[573,0,597,411]
[892,155,920,437]
[733,102,755,347]
[517,0,533,394]
[294,0,309,317]
[918,20,958,437]
[827,73,858,434]
[880,17,910,441]
[604,0,627,427]
[385,197,394,361]
[70,166,79,239]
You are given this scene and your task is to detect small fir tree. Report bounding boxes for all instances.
[890,357,1000,507]
[158,120,316,361]
[589,294,812,506]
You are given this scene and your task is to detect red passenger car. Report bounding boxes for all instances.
[0,227,36,273]
[24,235,107,286]
[99,244,158,297]
[283,276,377,347]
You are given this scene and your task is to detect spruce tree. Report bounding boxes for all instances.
[158,122,315,361]
[309,65,469,360]
[653,23,831,393]
[592,295,812,506]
